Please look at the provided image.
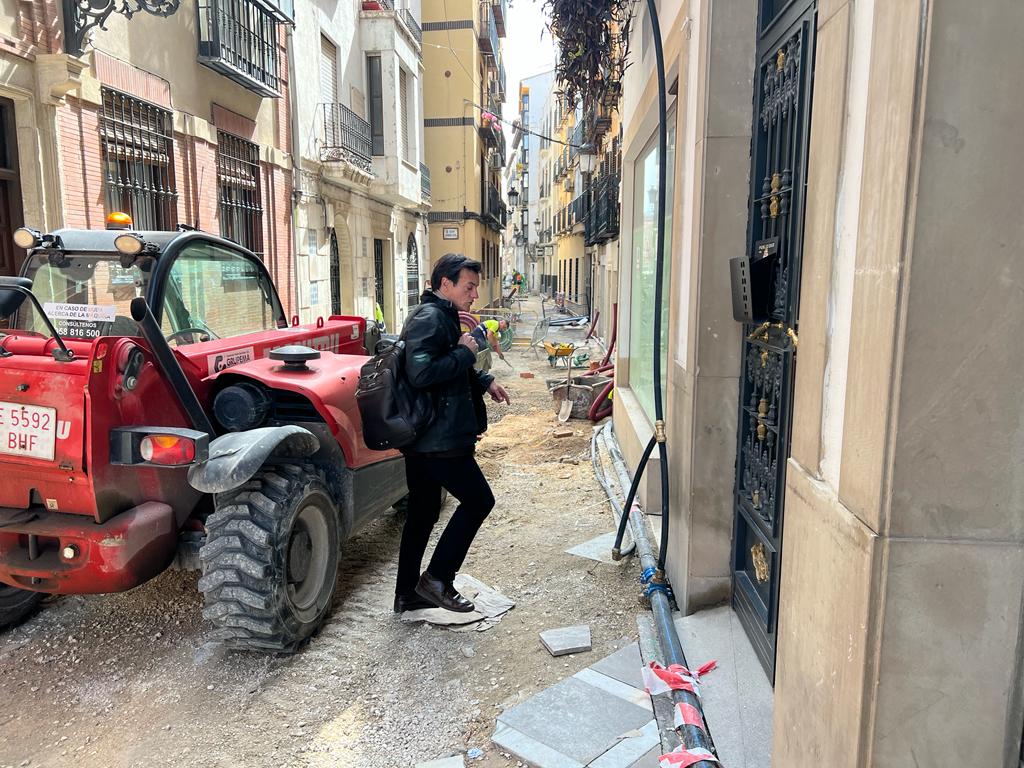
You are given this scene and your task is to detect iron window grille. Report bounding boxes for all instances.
[197,0,282,98]
[217,132,264,259]
[100,88,178,231]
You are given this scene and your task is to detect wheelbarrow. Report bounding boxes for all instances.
[544,341,576,368]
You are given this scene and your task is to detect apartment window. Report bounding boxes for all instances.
[217,132,264,258]
[197,0,282,97]
[400,68,412,163]
[100,88,177,230]
[367,55,384,156]
[628,116,676,420]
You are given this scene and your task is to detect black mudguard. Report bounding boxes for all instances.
[187,426,320,494]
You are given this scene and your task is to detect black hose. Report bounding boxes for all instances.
[609,0,671,574]
[611,434,656,560]
[647,0,672,576]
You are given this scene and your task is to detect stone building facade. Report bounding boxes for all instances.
[610,0,1024,764]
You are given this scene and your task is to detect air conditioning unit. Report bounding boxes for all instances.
[563,176,574,193]
[489,152,504,170]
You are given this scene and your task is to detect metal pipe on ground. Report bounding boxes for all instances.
[590,426,635,558]
[602,422,717,764]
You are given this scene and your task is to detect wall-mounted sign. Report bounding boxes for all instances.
[442,227,459,240]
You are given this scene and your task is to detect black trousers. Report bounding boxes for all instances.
[396,452,496,596]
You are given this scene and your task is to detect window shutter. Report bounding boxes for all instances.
[320,36,338,106]
[400,69,410,163]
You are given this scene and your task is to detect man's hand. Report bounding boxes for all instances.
[487,381,511,404]
[458,333,479,353]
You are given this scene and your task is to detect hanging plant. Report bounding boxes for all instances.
[542,0,637,108]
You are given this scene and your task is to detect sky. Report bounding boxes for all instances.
[501,1,557,136]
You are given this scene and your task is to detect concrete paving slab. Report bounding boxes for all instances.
[565,531,630,565]
[491,721,584,768]
[589,641,645,690]
[630,746,663,767]
[540,625,592,656]
[674,606,773,768]
[497,676,653,765]
[415,757,466,768]
[573,668,652,712]
[588,718,660,768]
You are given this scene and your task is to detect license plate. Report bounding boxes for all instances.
[0,401,57,460]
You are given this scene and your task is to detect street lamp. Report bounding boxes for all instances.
[578,142,598,175]
[507,185,520,208]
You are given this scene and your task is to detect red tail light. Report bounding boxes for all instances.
[139,434,196,465]
[110,427,209,467]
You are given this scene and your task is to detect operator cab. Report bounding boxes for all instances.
[6,214,288,347]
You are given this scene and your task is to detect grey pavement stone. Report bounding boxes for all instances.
[674,605,773,768]
[497,676,653,765]
[630,746,663,767]
[589,641,645,690]
[588,718,660,768]
[540,625,592,657]
[573,668,652,712]
[415,757,466,768]
[492,721,584,768]
[565,531,630,565]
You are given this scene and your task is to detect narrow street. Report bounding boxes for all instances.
[0,327,640,768]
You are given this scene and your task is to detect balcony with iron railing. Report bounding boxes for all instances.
[478,3,498,55]
[320,103,373,174]
[398,8,422,46]
[361,0,422,56]
[483,181,507,230]
[480,99,503,150]
[420,162,431,202]
[197,0,283,98]
[492,0,507,36]
[584,173,620,246]
[588,102,613,141]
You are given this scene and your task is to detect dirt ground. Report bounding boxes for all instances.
[0,328,641,768]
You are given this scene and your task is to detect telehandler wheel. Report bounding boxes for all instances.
[0,584,45,629]
[199,462,340,653]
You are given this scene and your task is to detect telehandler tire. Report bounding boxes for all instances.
[0,584,44,629]
[199,462,340,653]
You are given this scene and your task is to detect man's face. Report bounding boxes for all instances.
[440,268,479,311]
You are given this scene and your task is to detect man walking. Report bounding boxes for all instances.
[394,253,511,613]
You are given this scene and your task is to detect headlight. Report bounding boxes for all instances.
[13,227,40,249]
[114,233,145,256]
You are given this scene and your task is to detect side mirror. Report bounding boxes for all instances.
[0,276,32,318]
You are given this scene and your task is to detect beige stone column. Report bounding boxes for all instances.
[775,1,1024,764]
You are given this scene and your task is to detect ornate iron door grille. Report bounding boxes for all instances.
[373,238,386,315]
[406,233,420,307]
[329,229,341,315]
[732,0,817,681]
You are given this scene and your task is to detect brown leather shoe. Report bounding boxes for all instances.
[414,572,476,613]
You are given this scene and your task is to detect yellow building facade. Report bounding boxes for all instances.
[421,0,508,306]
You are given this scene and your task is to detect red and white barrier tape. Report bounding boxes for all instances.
[641,660,718,696]
[658,747,720,767]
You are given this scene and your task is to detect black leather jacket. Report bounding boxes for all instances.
[401,291,494,455]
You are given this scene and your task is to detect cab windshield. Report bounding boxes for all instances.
[10,240,287,344]
[13,253,149,339]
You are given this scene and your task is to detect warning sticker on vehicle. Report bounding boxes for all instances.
[207,347,255,375]
[43,302,117,339]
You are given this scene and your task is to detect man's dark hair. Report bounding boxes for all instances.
[431,253,482,289]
